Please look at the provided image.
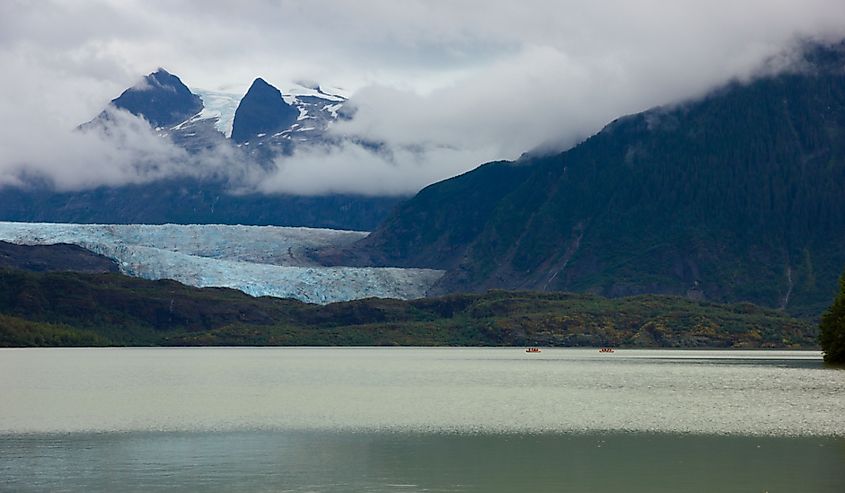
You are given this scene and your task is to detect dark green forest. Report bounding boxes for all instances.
[819,269,845,363]
[0,268,815,348]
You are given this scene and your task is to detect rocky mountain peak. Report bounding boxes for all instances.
[230,77,300,143]
[109,69,203,128]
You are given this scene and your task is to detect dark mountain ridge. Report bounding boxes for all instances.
[231,78,300,143]
[109,68,202,128]
[343,41,845,316]
[0,180,401,230]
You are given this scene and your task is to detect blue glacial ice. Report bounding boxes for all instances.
[0,222,444,304]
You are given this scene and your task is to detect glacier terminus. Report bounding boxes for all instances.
[0,222,443,304]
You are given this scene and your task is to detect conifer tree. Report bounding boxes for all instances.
[819,269,845,363]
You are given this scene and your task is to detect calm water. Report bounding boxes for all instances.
[1,348,843,492]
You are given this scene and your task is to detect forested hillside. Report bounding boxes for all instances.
[0,268,814,348]
[351,42,845,317]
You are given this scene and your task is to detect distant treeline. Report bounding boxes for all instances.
[0,268,815,348]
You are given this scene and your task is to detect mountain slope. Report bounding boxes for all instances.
[332,160,534,268]
[110,68,202,128]
[0,180,402,230]
[0,241,118,273]
[352,42,845,316]
[231,78,300,143]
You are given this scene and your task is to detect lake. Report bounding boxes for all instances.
[1,348,843,492]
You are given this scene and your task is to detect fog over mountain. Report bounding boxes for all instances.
[1,0,845,195]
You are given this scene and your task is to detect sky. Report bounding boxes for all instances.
[1,0,845,195]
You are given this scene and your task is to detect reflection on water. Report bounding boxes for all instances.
[1,348,843,491]
[2,431,844,492]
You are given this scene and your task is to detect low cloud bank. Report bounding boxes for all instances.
[2,1,844,195]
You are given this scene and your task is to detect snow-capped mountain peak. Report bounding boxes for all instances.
[87,70,351,159]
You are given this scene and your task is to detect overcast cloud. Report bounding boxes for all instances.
[1,0,844,194]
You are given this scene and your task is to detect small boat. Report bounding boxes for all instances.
[525,347,542,353]
[598,347,615,353]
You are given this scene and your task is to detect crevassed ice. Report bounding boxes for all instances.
[0,222,444,304]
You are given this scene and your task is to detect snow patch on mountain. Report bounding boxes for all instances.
[323,103,343,118]
[193,82,346,140]
[0,222,443,304]
[287,81,347,101]
[194,89,242,137]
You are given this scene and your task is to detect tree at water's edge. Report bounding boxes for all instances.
[819,269,845,363]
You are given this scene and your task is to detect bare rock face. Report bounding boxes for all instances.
[231,78,299,144]
[110,68,203,128]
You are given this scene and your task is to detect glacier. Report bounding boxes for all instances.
[193,89,242,137]
[0,222,443,304]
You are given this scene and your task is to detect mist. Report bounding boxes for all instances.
[2,0,844,195]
